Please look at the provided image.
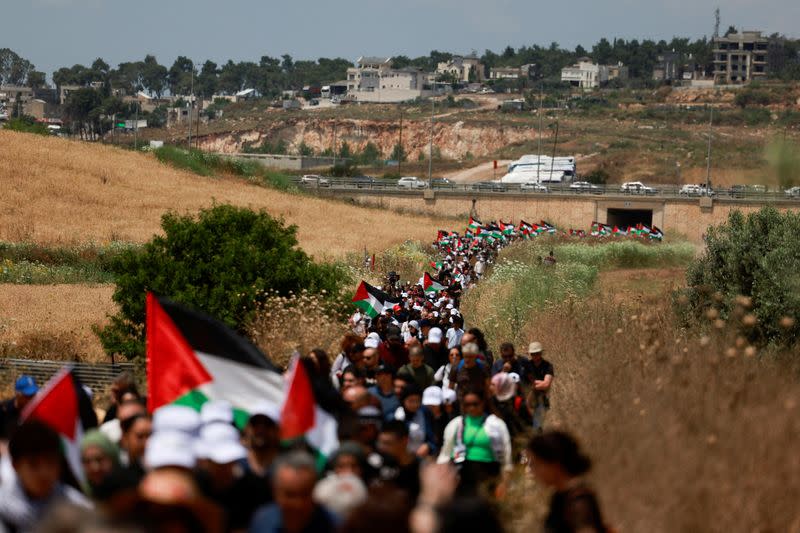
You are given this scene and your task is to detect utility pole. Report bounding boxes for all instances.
[705,107,713,192]
[428,97,434,186]
[537,83,543,182]
[398,108,403,174]
[134,104,139,151]
[188,62,194,150]
[196,94,201,150]
[550,121,559,176]
[332,117,337,168]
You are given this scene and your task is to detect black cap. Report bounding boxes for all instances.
[375,363,396,376]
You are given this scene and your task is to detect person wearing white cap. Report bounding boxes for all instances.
[145,430,197,471]
[200,400,234,427]
[312,473,367,520]
[422,386,449,450]
[489,372,527,438]
[195,423,269,531]
[423,327,448,370]
[244,401,281,479]
[152,405,202,436]
[403,320,420,344]
[441,388,457,418]
[526,341,554,433]
[445,315,464,350]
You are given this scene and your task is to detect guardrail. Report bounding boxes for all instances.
[292,177,800,202]
[1,358,135,391]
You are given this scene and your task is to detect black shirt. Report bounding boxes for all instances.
[529,359,555,383]
[0,398,21,441]
[545,484,607,533]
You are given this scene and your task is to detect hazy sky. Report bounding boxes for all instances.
[6,0,799,75]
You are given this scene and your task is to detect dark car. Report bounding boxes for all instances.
[430,177,456,189]
[471,181,507,192]
[351,175,376,188]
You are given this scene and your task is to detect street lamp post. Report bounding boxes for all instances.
[428,97,434,187]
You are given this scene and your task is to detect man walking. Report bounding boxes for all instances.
[526,342,554,433]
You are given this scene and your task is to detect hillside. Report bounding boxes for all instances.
[0,130,452,258]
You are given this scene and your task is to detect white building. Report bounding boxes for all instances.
[436,55,484,82]
[346,56,434,102]
[561,58,609,89]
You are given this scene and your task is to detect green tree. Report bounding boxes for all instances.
[168,56,194,95]
[97,204,345,361]
[360,141,381,163]
[141,55,167,97]
[4,115,49,135]
[389,143,406,163]
[685,207,800,346]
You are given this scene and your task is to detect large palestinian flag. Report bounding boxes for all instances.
[423,272,446,293]
[351,281,399,318]
[21,367,97,483]
[146,294,338,455]
[468,216,482,231]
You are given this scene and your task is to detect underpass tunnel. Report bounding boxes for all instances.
[606,208,654,228]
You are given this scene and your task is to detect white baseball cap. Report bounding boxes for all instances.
[200,400,234,426]
[145,431,196,470]
[152,405,201,436]
[194,423,247,464]
[442,388,457,405]
[250,400,281,423]
[428,327,443,344]
[422,386,443,406]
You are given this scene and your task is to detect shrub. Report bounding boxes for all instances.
[97,204,346,361]
[3,115,49,136]
[684,207,800,346]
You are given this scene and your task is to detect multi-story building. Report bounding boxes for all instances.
[346,56,433,102]
[653,52,681,82]
[561,58,609,89]
[712,31,768,84]
[436,55,484,82]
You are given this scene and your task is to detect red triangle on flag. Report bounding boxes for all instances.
[146,293,213,412]
[280,359,315,440]
[351,281,370,303]
[22,368,78,439]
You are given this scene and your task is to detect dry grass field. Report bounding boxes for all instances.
[0,283,115,362]
[0,130,452,258]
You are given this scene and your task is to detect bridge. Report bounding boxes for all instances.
[302,182,800,243]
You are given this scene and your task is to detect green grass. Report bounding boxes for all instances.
[0,242,139,284]
[153,146,298,191]
[461,239,696,347]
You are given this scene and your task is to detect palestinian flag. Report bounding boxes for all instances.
[146,294,338,456]
[540,220,557,234]
[21,367,97,484]
[352,281,399,318]
[147,294,284,427]
[499,220,515,236]
[280,358,339,457]
[468,216,482,231]
[649,226,664,240]
[611,225,628,237]
[423,272,447,293]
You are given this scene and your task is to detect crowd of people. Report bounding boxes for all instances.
[0,219,608,533]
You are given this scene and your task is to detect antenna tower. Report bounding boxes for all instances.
[713,7,720,38]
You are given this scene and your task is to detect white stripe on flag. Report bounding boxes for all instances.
[196,352,285,407]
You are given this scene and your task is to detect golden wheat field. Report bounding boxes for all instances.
[0,283,116,362]
[0,130,452,258]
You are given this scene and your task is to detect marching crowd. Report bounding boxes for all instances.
[0,220,608,533]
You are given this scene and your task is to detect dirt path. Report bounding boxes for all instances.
[445,159,513,183]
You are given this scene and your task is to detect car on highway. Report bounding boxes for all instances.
[351,175,377,188]
[785,186,800,198]
[430,177,455,189]
[620,181,656,195]
[299,174,330,187]
[471,181,507,192]
[569,181,602,194]
[679,184,714,196]
[520,182,548,193]
[397,176,426,189]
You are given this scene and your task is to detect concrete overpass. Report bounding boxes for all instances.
[312,188,800,243]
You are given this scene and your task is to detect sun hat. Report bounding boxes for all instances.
[528,341,543,354]
[200,400,234,426]
[145,431,196,470]
[153,405,201,436]
[422,386,443,406]
[194,423,246,464]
